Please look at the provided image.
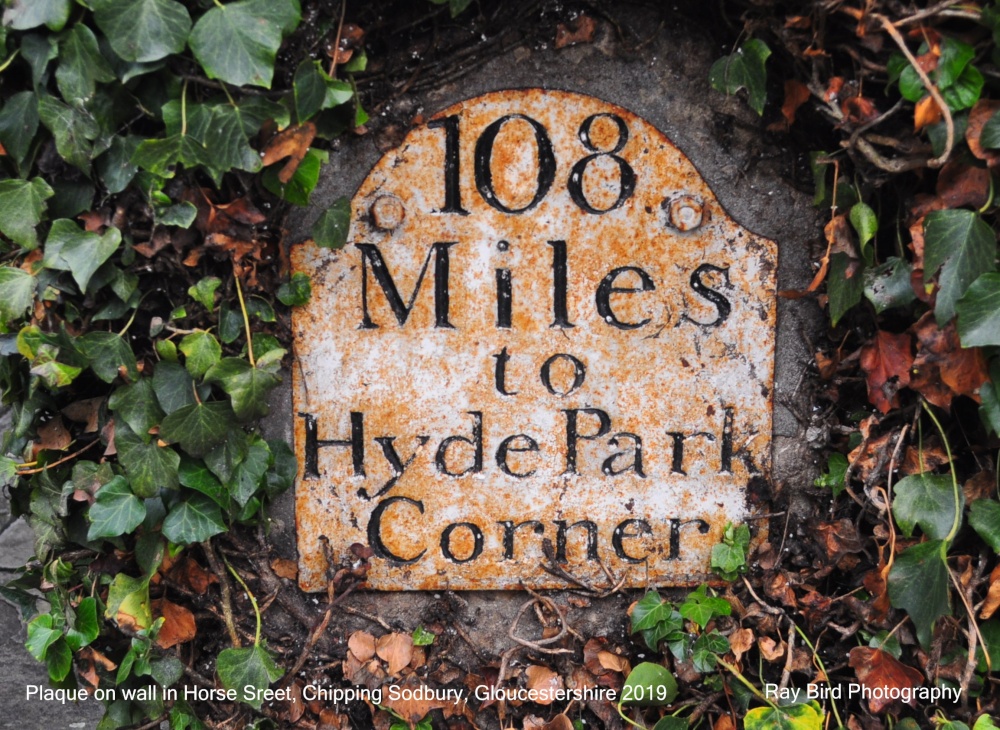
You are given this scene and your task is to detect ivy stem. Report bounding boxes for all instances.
[716,658,779,710]
[202,539,240,647]
[921,400,961,544]
[213,0,224,8]
[792,623,843,728]
[225,557,261,646]
[981,175,995,214]
[234,272,255,367]
[614,701,649,730]
[16,439,100,475]
[180,78,189,137]
[0,49,20,75]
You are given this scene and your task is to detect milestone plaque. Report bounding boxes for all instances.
[292,89,776,591]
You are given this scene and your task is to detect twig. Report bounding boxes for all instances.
[874,14,954,167]
[741,576,784,616]
[778,621,796,692]
[339,604,392,630]
[17,438,101,475]
[202,539,240,648]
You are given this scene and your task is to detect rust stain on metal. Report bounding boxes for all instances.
[292,89,777,591]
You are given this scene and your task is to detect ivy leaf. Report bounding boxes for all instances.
[43,219,121,292]
[814,452,848,497]
[2,0,71,31]
[620,662,678,707]
[887,540,950,649]
[179,331,222,379]
[923,209,996,325]
[892,473,962,541]
[87,475,146,540]
[178,458,227,507]
[957,273,1000,347]
[970,499,1000,554]
[162,493,226,544]
[79,331,138,383]
[65,597,100,651]
[0,268,36,327]
[827,252,865,326]
[202,105,263,179]
[152,361,202,415]
[217,644,284,709]
[679,585,731,629]
[691,630,728,673]
[264,439,297,498]
[37,94,100,171]
[850,202,878,263]
[115,423,180,497]
[864,257,916,314]
[25,613,61,661]
[631,591,673,632]
[744,702,824,730]
[0,92,40,167]
[189,277,221,309]
[159,401,233,457]
[264,147,326,206]
[711,541,746,579]
[312,197,351,249]
[45,639,72,682]
[132,133,210,178]
[205,357,281,421]
[981,110,1000,149]
[189,0,301,89]
[709,39,771,115]
[109,379,164,437]
[293,60,353,123]
[229,435,270,506]
[97,135,141,194]
[56,24,115,104]
[0,178,54,249]
[93,0,192,63]
[277,272,311,306]
[105,573,152,631]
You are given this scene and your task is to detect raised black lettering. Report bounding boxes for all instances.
[368,496,425,564]
[553,520,599,562]
[359,436,430,500]
[612,518,652,563]
[547,240,575,328]
[562,408,611,474]
[601,432,645,477]
[495,434,540,477]
[300,412,364,479]
[493,347,517,396]
[595,267,655,329]
[435,411,483,476]
[358,242,457,329]
[441,522,484,563]
[498,520,545,559]
[474,114,555,213]
[540,353,586,396]
[568,113,635,214]
[667,518,710,560]
[688,264,731,327]
[428,115,468,215]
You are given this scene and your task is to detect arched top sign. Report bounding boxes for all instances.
[292,89,776,591]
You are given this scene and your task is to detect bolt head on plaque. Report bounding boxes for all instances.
[665,194,704,231]
[292,89,776,592]
[371,194,406,231]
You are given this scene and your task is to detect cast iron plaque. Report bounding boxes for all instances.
[292,89,776,591]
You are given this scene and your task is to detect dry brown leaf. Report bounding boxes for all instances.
[270,557,298,580]
[714,716,737,730]
[964,471,995,503]
[153,599,197,649]
[981,564,1000,620]
[62,397,102,433]
[910,313,988,408]
[860,330,914,414]
[318,709,351,730]
[261,122,317,183]
[841,96,879,124]
[758,636,785,662]
[848,647,922,713]
[78,210,110,233]
[779,79,811,129]
[380,677,448,725]
[728,628,754,663]
[901,441,949,476]
[36,415,72,452]
[913,95,942,131]
[554,15,597,49]
[966,100,1000,166]
[815,519,863,562]
[597,650,629,674]
[376,632,413,675]
[524,665,563,706]
[935,161,991,211]
[541,714,575,730]
[349,630,377,662]
[171,555,218,594]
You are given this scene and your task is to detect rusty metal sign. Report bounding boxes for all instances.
[292,89,776,591]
